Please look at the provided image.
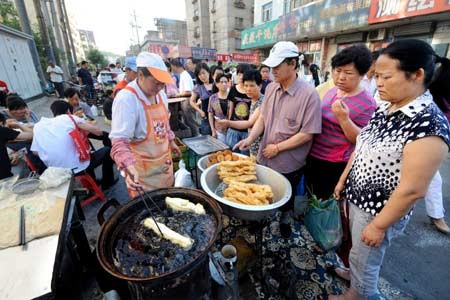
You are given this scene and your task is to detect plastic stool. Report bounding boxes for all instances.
[75,173,107,207]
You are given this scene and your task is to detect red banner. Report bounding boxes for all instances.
[369,0,450,24]
[231,52,259,63]
[216,54,230,62]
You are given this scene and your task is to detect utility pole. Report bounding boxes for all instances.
[55,0,75,74]
[33,0,56,62]
[48,0,68,78]
[14,0,47,89]
[130,10,141,46]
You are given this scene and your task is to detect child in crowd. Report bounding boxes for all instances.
[217,69,263,156]
[208,74,230,143]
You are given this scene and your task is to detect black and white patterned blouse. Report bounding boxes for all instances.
[345,91,450,217]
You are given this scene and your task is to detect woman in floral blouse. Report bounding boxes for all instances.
[331,39,450,300]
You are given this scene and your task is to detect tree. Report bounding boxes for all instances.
[0,2,21,30]
[86,48,107,69]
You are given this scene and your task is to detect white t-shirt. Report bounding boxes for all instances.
[109,80,169,141]
[46,65,64,83]
[31,114,89,173]
[178,70,194,94]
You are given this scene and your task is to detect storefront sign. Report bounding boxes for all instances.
[148,43,179,58]
[297,42,309,53]
[191,47,217,60]
[216,54,230,61]
[241,20,279,49]
[232,52,260,63]
[369,0,450,24]
[278,0,370,40]
[178,46,192,58]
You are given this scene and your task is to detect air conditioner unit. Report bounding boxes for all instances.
[368,29,386,41]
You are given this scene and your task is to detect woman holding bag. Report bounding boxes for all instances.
[330,39,450,300]
[110,52,181,198]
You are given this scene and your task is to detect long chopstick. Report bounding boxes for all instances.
[120,164,165,237]
[20,206,26,250]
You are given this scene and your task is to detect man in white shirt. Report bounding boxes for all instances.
[46,61,64,99]
[31,100,116,189]
[170,58,198,136]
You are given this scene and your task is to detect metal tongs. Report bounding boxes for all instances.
[121,164,165,237]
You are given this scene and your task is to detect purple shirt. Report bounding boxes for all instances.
[257,78,322,173]
[310,87,376,162]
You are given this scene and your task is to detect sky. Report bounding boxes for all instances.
[66,0,187,55]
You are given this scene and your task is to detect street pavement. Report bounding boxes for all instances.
[27,95,450,299]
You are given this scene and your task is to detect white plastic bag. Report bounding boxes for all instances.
[90,105,99,117]
[174,160,194,188]
[39,167,72,189]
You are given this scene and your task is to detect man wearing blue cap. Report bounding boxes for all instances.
[113,56,137,96]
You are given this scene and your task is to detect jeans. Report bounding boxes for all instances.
[349,203,409,299]
[225,128,249,155]
[199,118,212,135]
[84,84,95,100]
[181,100,199,136]
[280,167,304,212]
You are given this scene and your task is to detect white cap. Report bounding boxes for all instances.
[262,41,299,68]
[136,52,174,85]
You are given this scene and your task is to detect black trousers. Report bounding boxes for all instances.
[53,81,65,98]
[85,147,115,188]
[304,155,347,200]
[280,167,304,212]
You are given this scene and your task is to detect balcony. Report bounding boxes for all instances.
[234,1,246,9]
[193,15,199,21]
[192,0,197,3]
[211,8,216,13]
[234,24,245,30]
[194,32,200,38]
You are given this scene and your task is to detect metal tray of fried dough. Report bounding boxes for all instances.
[182,135,229,156]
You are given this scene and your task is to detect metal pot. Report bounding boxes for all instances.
[200,164,292,221]
[96,188,223,300]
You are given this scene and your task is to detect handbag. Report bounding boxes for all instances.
[68,114,91,162]
[336,199,352,268]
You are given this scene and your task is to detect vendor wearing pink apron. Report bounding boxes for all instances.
[110,52,181,198]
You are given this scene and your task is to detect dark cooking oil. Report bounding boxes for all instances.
[113,208,216,278]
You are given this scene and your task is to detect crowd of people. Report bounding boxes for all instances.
[1,38,450,299]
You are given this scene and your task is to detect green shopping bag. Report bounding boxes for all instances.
[304,195,343,251]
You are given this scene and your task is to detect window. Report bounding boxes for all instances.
[211,0,216,11]
[262,2,272,22]
[290,0,313,9]
[235,17,244,29]
[194,26,200,38]
[213,21,217,32]
[194,8,199,16]
[283,0,291,14]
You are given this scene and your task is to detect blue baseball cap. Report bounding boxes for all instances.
[124,56,137,72]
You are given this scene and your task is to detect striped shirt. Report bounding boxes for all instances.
[310,87,376,162]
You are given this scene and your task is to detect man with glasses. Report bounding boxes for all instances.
[110,52,181,198]
[235,41,322,238]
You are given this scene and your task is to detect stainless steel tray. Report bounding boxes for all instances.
[182,135,229,156]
